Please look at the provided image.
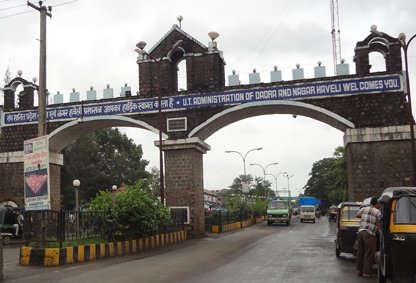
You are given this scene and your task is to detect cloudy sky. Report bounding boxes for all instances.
[1,0,416,197]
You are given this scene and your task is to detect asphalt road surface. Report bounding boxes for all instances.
[2,216,377,282]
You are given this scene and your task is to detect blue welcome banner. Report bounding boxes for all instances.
[1,74,403,126]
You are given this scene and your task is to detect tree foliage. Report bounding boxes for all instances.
[87,180,170,238]
[224,174,272,214]
[62,128,149,208]
[302,146,347,205]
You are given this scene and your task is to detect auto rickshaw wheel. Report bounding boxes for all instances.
[335,247,340,257]
[377,266,386,283]
[2,235,11,245]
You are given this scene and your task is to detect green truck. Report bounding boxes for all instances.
[267,200,291,226]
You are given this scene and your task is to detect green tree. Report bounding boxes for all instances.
[303,146,347,205]
[225,174,271,214]
[62,128,149,208]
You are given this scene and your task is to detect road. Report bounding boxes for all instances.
[2,216,376,282]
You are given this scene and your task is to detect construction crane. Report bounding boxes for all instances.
[330,0,342,75]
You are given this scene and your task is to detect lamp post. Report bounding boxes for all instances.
[72,179,80,238]
[135,40,183,205]
[225,147,263,177]
[284,174,294,200]
[73,179,80,211]
[266,171,287,195]
[250,162,278,199]
[112,185,117,206]
[399,32,416,185]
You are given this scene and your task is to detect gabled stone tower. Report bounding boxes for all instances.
[354,25,402,75]
[136,24,226,97]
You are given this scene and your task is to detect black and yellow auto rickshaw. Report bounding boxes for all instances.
[335,201,361,257]
[329,206,338,221]
[0,206,23,244]
[377,187,416,283]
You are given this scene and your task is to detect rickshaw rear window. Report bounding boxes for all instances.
[341,206,360,221]
[394,197,416,224]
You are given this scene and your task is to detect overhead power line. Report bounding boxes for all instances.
[0,0,78,20]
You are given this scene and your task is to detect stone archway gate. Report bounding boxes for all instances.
[0,25,413,236]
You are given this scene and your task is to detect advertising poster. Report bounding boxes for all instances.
[23,136,50,210]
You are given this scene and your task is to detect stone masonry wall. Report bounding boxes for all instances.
[164,145,206,237]
[345,126,414,201]
[0,162,25,207]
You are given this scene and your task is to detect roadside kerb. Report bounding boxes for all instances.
[19,230,187,267]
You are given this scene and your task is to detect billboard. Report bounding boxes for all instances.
[23,135,50,210]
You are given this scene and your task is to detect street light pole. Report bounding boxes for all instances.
[136,40,183,205]
[112,185,117,206]
[266,171,287,195]
[72,179,80,238]
[399,32,416,185]
[284,174,294,199]
[73,179,80,212]
[225,147,263,177]
[250,162,278,199]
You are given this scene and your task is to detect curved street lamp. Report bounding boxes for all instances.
[266,171,287,194]
[135,40,184,205]
[225,147,263,177]
[284,174,294,199]
[250,162,278,199]
[398,32,416,185]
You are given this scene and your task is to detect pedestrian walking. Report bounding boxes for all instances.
[355,196,381,278]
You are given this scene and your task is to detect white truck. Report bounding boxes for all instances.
[300,205,316,223]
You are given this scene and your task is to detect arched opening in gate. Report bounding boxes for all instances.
[189,101,352,211]
[48,116,166,209]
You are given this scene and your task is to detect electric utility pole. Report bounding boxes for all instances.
[27,1,52,137]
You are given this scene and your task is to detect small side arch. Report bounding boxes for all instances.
[188,100,355,141]
[354,27,402,75]
[48,115,168,152]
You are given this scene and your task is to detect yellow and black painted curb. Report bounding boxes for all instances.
[211,216,264,234]
[20,230,187,267]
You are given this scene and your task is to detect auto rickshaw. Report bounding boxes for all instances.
[0,206,23,244]
[329,206,338,221]
[377,187,416,283]
[335,201,361,257]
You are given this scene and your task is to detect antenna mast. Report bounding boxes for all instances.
[330,0,342,75]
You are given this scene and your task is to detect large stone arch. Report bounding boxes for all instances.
[188,100,355,141]
[48,115,167,152]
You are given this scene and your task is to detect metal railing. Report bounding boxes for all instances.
[22,209,186,248]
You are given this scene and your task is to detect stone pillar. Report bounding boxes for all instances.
[161,138,210,237]
[344,125,414,201]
